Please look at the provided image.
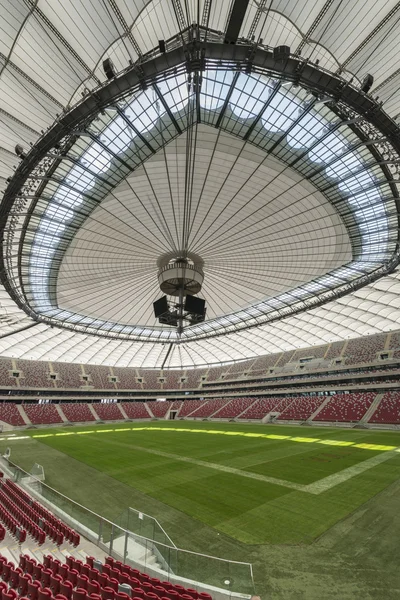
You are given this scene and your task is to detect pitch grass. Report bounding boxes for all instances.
[5,421,400,599]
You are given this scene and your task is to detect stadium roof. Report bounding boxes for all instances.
[0,0,400,368]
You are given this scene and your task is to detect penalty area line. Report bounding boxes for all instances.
[304,450,398,495]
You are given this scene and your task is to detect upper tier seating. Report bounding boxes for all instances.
[53,362,83,389]
[83,366,115,389]
[189,398,230,418]
[325,340,345,361]
[23,404,63,425]
[162,370,184,389]
[0,359,16,388]
[345,335,386,366]
[18,360,51,388]
[204,366,227,382]
[146,401,172,418]
[141,371,161,390]
[278,396,325,420]
[112,368,142,389]
[181,369,208,389]
[61,403,95,423]
[313,392,376,422]
[369,391,400,424]
[212,397,256,418]
[0,404,25,426]
[93,403,123,421]
[120,402,150,419]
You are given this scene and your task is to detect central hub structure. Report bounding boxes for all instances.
[154,252,206,331]
[157,253,204,297]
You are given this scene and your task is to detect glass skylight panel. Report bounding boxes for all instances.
[229,73,272,120]
[261,90,302,133]
[99,117,134,154]
[200,69,234,110]
[158,73,189,114]
[125,89,161,134]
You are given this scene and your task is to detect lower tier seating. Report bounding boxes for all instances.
[189,398,229,418]
[5,551,215,600]
[369,391,400,424]
[0,405,25,426]
[278,396,326,421]
[212,397,256,418]
[313,392,376,422]
[23,404,62,425]
[146,401,172,418]
[60,404,96,423]
[93,404,123,421]
[120,403,150,419]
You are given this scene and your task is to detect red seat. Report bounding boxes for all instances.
[87,581,100,596]
[2,589,17,600]
[56,595,69,600]
[38,587,52,600]
[181,595,193,600]
[131,591,144,600]
[73,589,88,600]
[77,575,89,591]
[101,587,115,600]
[81,566,90,578]
[144,593,158,600]
[59,565,68,580]
[141,584,152,594]
[186,590,198,599]
[2,563,11,582]
[102,566,111,579]
[67,570,79,587]
[26,561,36,577]
[19,574,31,596]
[98,574,109,589]
[60,581,73,600]
[153,587,166,598]
[198,595,212,600]
[104,559,114,568]
[33,565,43,582]
[51,574,63,595]
[27,581,41,600]
[88,595,101,600]
[66,558,74,571]
[85,559,94,570]
[41,570,52,589]
[107,579,119,593]
[115,593,130,600]
[9,568,22,589]
[163,591,179,600]
[19,556,28,572]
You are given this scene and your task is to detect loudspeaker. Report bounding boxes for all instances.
[184,294,205,317]
[361,74,374,94]
[153,296,169,318]
[158,40,166,53]
[103,58,116,80]
[273,46,290,62]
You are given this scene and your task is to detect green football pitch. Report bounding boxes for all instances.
[4,420,400,599]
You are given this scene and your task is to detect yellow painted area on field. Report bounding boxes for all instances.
[9,425,398,454]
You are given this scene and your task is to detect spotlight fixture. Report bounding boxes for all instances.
[103,58,116,81]
[361,74,374,94]
[15,145,26,160]
[273,46,290,61]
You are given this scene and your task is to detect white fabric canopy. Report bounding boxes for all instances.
[0,0,400,367]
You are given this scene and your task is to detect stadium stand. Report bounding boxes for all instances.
[121,402,151,419]
[0,479,79,547]
[162,370,185,389]
[238,397,281,420]
[146,401,172,418]
[313,392,376,422]
[112,368,142,389]
[53,362,83,389]
[93,403,123,421]
[190,398,230,418]
[389,332,400,350]
[83,366,115,389]
[18,360,51,388]
[181,368,208,389]
[325,340,345,361]
[249,354,278,373]
[0,404,26,426]
[23,404,63,425]
[178,400,205,417]
[141,370,162,390]
[278,396,325,420]
[61,403,96,423]
[369,391,400,424]
[345,335,387,366]
[205,366,227,382]
[170,400,183,412]
[212,397,256,418]
[11,552,214,600]
[0,359,16,387]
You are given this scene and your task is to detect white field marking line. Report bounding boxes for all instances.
[304,450,398,495]
[126,443,307,492]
